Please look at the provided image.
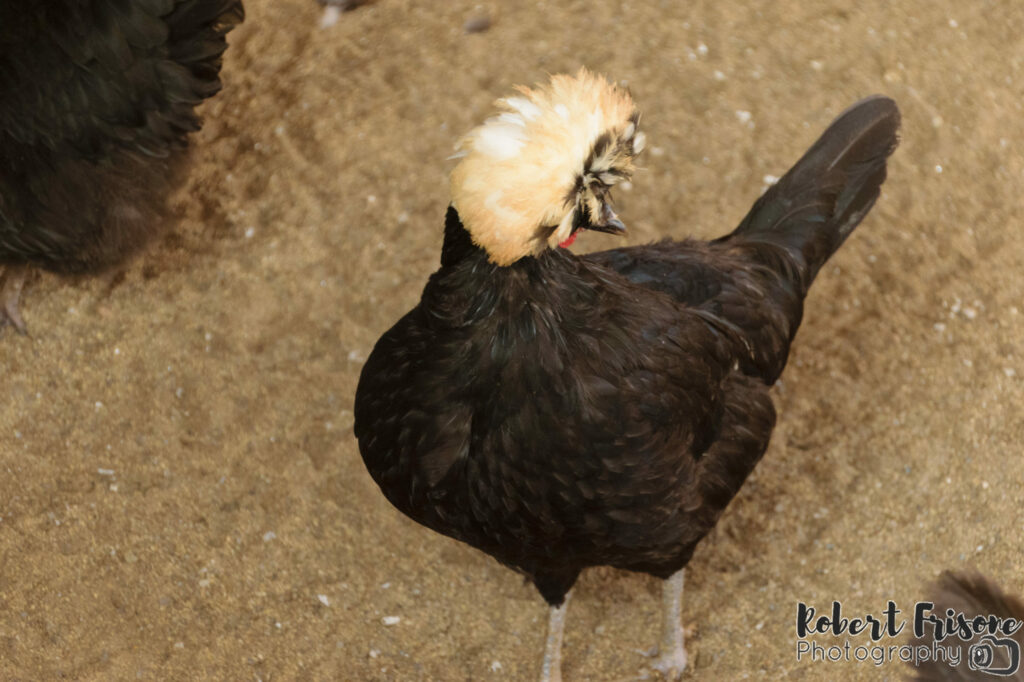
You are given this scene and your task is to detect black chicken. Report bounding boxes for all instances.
[354,70,900,680]
[909,571,1024,681]
[0,0,244,333]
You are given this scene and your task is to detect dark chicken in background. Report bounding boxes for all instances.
[0,0,244,334]
[908,571,1024,681]
[354,70,900,680]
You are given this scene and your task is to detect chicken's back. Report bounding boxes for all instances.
[589,96,900,385]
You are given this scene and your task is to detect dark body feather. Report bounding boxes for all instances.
[354,97,900,606]
[0,0,243,274]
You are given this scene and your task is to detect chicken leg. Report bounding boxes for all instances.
[1,265,28,335]
[649,569,687,679]
[540,592,570,682]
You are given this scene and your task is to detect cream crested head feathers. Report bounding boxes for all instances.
[450,69,645,266]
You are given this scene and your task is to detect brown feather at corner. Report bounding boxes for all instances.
[907,571,1024,681]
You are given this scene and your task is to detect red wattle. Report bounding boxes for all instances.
[559,231,579,248]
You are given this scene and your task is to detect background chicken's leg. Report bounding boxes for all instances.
[1,265,28,334]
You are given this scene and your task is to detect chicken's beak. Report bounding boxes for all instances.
[585,202,627,235]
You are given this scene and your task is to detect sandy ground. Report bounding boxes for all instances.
[2,0,1024,679]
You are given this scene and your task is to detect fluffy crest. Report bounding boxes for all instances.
[450,69,645,266]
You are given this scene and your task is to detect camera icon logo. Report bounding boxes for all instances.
[968,635,1021,676]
